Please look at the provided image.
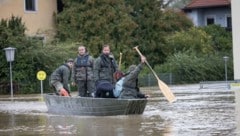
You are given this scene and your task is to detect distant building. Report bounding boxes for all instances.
[183,0,231,30]
[0,0,63,41]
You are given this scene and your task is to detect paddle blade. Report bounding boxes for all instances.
[158,79,176,103]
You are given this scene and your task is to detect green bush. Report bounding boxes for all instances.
[0,16,78,94]
[200,24,232,52]
[164,27,214,56]
[155,52,233,83]
[159,25,233,83]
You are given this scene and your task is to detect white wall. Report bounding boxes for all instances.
[231,0,240,80]
[186,10,199,26]
[203,8,231,27]
[232,1,240,135]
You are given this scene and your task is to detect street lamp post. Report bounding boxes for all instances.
[223,56,229,89]
[3,47,16,100]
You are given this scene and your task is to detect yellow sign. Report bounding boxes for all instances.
[231,83,240,87]
[37,70,47,80]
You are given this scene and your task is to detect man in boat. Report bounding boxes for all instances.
[118,56,148,99]
[93,44,118,98]
[72,45,95,97]
[49,58,74,96]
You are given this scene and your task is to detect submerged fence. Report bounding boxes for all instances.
[1,72,238,94]
[138,73,175,87]
[0,73,176,94]
[199,80,240,89]
[139,73,240,90]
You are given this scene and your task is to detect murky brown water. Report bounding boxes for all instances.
[0,84,239,136]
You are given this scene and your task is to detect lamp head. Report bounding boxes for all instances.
[3,47,16,62]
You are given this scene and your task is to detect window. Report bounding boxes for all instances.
[57,0,64,13]
[226,16,232,28]
[25,0,37,11]
[206,17,215,25]
[205,15,215,26]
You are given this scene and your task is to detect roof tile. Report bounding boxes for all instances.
[185,0,231,9]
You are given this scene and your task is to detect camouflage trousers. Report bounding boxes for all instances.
[77,80,95,97]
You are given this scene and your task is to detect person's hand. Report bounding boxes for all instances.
[141,56,146,63]
[59,88,70,96]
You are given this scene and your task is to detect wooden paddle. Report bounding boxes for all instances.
[118,52,122,70]
[133,46,176,103]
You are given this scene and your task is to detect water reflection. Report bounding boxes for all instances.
[0,84,238,136]
[47,115,167,136]
[0,113,169,136]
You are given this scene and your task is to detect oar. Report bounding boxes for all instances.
[118,52,122,70]
[133,46,176,103]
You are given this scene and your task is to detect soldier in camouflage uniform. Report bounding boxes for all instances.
[119,56,148,99]
[93,44,118,97]
[72,45,95,97]
[50,58,74,96]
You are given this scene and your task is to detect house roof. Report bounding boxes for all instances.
[184,0,231,9]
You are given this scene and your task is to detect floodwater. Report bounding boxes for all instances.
[0,84,239,136]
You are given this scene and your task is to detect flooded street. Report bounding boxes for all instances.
[0,84,239,136]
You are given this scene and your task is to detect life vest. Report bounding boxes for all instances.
[76,55,92,68]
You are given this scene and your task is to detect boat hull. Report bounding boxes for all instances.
[43,94,148,116]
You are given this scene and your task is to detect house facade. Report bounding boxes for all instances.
[183,0,231,29]
[0,0,58,40]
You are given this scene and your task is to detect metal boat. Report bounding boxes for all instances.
[44,94,148,116]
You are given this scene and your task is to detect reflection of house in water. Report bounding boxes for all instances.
[0,0,64,41]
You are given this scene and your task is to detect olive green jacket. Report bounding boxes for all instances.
[119,63,145,99]
[93,53,118,84]
[50,64,71,91]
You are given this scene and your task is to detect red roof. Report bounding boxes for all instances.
[184,0,231,9]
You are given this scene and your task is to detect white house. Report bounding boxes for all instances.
[183,0,231,30]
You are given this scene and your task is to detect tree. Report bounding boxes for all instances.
[158,26,233,83]
[56,0,193,67]
[173,0,192,8]
[126,0,193,66]
[0,16,43,93]
[162,0,192,9]
[0,16,79,94]
[56,0,137,60]
[200,25,232,52]
[164,27,213,56]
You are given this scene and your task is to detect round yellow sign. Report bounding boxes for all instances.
[37,70,47,80]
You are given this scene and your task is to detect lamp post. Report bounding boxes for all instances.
[3,47,16,100]
[223,56,229,88]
